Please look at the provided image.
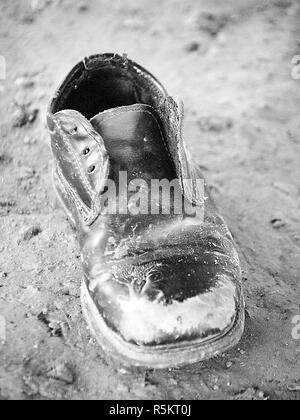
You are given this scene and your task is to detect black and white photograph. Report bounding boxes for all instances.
[0,0,300,403]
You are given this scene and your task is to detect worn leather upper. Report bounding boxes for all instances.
[47,54,243,347]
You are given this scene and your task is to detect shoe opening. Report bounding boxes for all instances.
[49,54,167,119]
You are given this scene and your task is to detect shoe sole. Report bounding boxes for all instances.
[81,278,245,369]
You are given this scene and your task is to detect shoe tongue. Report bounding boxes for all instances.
[90,104,175,181]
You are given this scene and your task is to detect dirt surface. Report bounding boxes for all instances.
[0,0,300,400]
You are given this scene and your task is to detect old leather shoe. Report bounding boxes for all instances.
[47,53,245,368]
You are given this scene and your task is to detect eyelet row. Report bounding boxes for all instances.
[88,165,96,174]
[82,147,96,174]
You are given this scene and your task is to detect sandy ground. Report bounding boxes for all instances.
[0,0,300,400]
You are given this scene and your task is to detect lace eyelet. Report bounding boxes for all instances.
[70,126,78,135]
[88,165,96,174]
[83,147,90,156]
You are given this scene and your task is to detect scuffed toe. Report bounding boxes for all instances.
[115,274,238,347]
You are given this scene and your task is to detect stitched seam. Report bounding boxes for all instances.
[56,166,90,223]
[56,166,101,225]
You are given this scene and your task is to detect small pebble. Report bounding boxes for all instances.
[15,77,35,89]
[12,105,39,127]
[17,225,42,243]
[270,218,286,229]
[185,42,201,53]
[46,363,75,385]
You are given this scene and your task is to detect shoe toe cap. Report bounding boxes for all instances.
[89,257,242,347]
[115,274,238,346]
